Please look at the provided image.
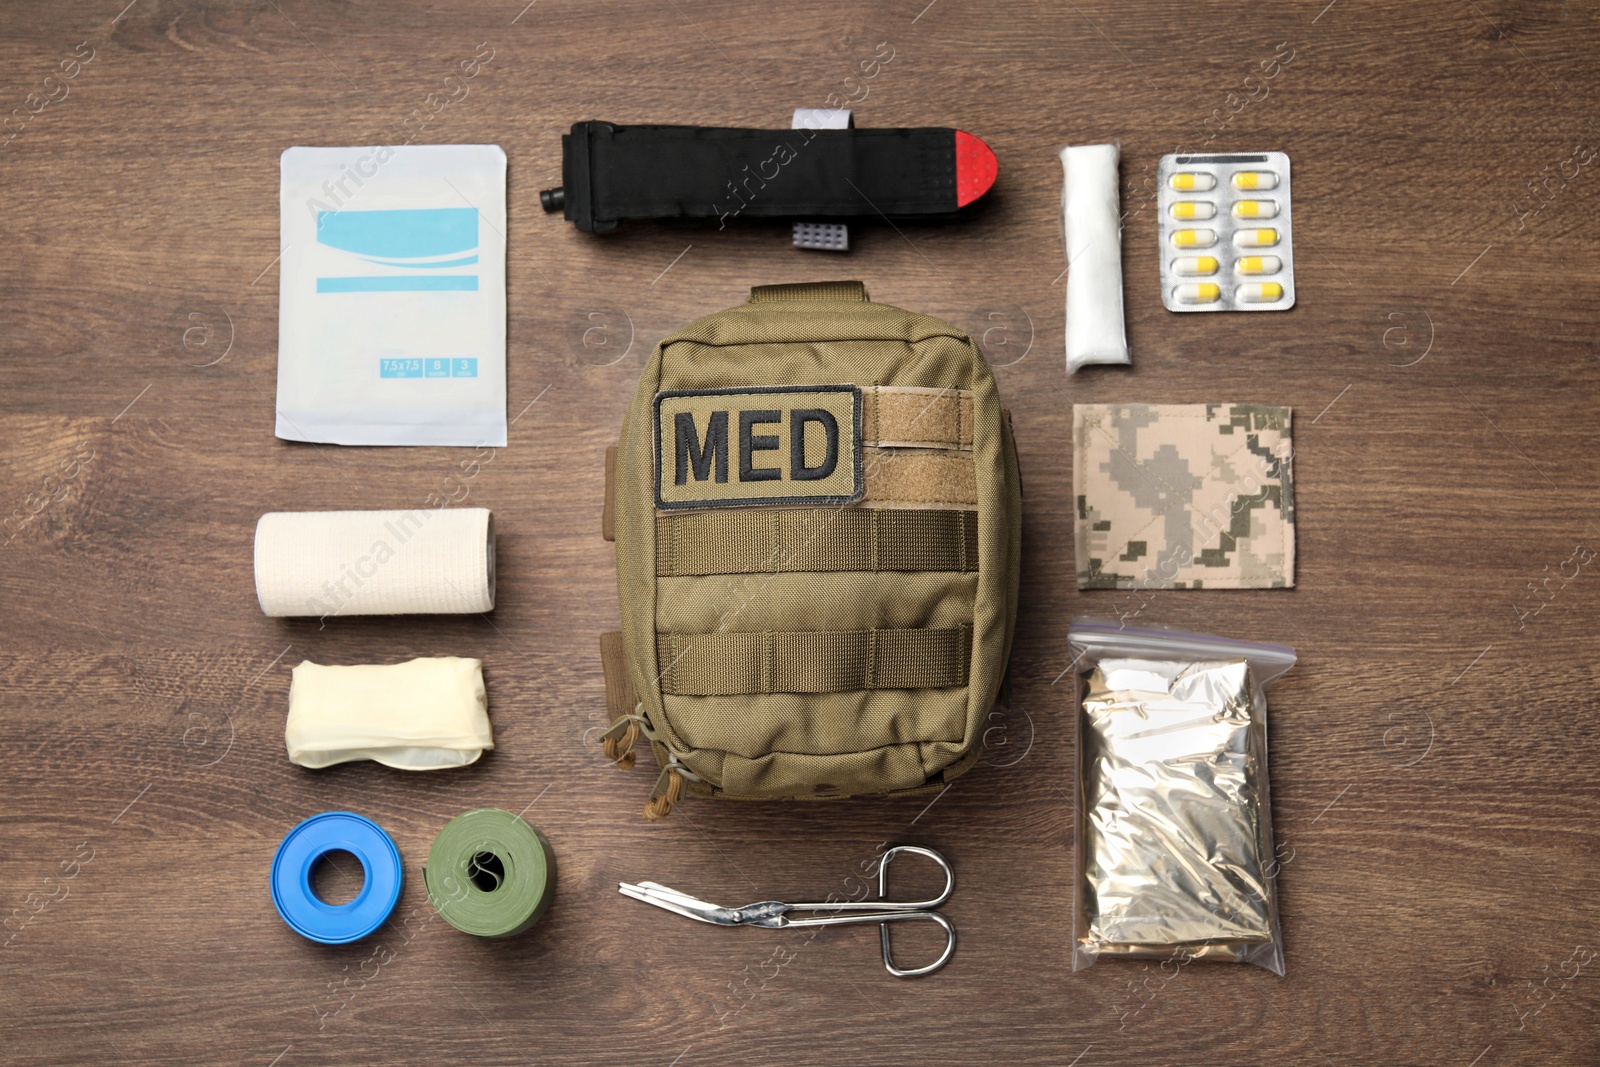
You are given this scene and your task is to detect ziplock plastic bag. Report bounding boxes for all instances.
[1068,619,1294,975]
[277,144,507,447]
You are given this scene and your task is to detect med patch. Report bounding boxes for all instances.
[654,385,863,510]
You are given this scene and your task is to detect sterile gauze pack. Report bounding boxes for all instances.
[277,144,507,447]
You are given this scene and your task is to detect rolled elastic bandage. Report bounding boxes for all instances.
[254,507,495,617]
[286,657,493,770]
[1060,143,1130,373]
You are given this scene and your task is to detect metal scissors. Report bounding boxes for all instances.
[619,844,956,978]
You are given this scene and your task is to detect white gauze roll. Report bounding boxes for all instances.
[1060,143,1130,374]
[254,508,495,617]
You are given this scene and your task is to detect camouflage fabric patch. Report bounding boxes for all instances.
[1074,403,1295,590]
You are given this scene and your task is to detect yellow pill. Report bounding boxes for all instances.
[1173,255,1220,276]
[1236,255,1283,275]
[1170,172,1216,191]
[1234,228,1279,248]
[1232,171,1279,190]
[1171,228,1217,248]
[1171,201,1216,220]
[1233,200,1278,219]
[1239,282,1285,303]
[1175,283,1222,304]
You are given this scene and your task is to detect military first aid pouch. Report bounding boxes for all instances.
[1069,620,1293,976]
[597,281,1022,819]
[277,145,507,447]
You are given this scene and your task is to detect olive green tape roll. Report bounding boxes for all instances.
[423,809,555,937]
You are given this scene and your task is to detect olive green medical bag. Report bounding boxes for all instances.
[598,281,1021,818]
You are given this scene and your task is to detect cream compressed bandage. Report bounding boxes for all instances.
[254,507,494,618]
[286,657,493,770]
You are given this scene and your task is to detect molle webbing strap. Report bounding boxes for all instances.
[748,281,868,303]
[863,387,974,451]
[599,631,637,723]
[655,509,979,577]
[657,626,970,696]
[602,445,617,541]
[599,630,641,769]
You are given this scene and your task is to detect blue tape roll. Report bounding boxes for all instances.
[271,812,403,944]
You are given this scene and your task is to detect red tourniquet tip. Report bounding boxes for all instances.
[954,130,998,207]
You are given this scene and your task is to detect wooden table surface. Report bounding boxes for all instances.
[4,1,1598,1064]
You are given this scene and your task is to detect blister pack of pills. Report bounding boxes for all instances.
[1158,152,1293,312]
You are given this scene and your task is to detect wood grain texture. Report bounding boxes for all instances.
[3,1,1599,1064]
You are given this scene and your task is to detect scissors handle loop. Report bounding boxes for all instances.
[786,844,955,914]
[784,845,956,976]
[880,909,956,978]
